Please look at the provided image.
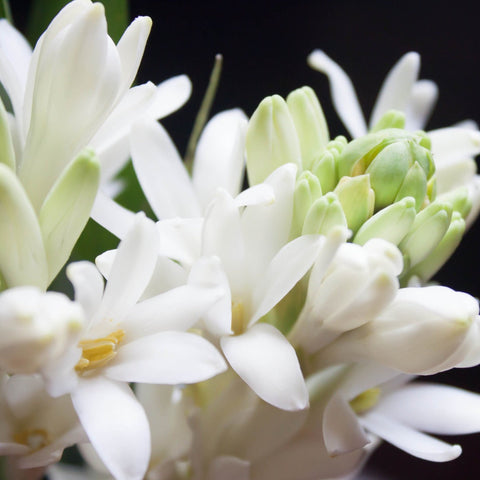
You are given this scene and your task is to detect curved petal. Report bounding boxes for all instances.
[360,411,461,462]
[370,52,420,129]
[149,75,192,120]
[429,127,480,165]
[307,50,367,138]
[96,214,157,324]
[405,80,438,131]
[221,323,308,411]
[72,377,150,480]
[130,119,200,219]
[67,261,104,322]
[234,184,275,207]
[105,331,227,384]
[193,109,248,208]
[375,383,480,435]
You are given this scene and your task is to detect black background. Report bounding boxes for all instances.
[9,1,480,478]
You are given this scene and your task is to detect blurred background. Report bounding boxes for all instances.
[8,1,480,478]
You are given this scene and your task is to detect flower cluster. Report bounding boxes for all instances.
[1,2,480,480]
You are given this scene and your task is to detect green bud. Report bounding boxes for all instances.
[399,201,452,271]
[291,171,322,238]
[287,86,329,170]
[354,196,416,246]
[0,98,15,170]
[0,164,48,289]
[437,187,472,219]
[334,175,375,234]
[246,95,301,185]
[302,192,347,235]
[393,161,428,211]
[311,136,347,193]
[407,212,465,283]
[39,149,100,284]
[370,110,406,132]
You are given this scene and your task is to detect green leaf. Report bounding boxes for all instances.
[0,0,12,23]
[26,0,129,45]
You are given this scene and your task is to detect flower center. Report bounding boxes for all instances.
[14,428,50,451]
[75,329,125,375]
[349,387,381,414]
[231,301,246,335]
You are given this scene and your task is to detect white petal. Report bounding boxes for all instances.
[360,411,461,462]
[67,261,104,323]
[429,127,480,164]
[72,377,150,480]
[251,234,321,324]
[148,75,192,119]
[234,184,275,207]
[405,80,438,131]
[375,383,480,434]
[206,456,250,480]
[105,331,226,384]
[91,190,136,239]
[115,16,152,94]
[221,323,308,411]
[131,119,200,219]
[323,394,370,455]
[96,214,157,324]
[193,109,247,208]
[370,52,420,129]
[307,50,367,138]
[122,283,224,340]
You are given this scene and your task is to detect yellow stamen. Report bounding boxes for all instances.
[350,387,381,414]
[75,329,125,374]
[231,301,245,335]
[14,428,50,451]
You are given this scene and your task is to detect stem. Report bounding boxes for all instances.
[0,0,12,23]
[184,54,223,173]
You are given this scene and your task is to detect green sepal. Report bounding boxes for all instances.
[394,161,428,212]
[302,192,347,235]
[437,187,472,220]
[370,110,406,132]
[354,196,416,246]
[39,149,100,285]
[286,86,329,171]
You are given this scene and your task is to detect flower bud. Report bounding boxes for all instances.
[286,86,329,170]
[353,196,416,246]
[311,136,347,193]
[333,175,374,234]
[302,193,347,236]
[0,286,84,374]
[437,187,472,219]
[246,95,301,185]
[370,110,406,132]
[317,286,479,375]
[291,171,322,238]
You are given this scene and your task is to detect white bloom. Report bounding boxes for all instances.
[0,374,85,469]
[40,214,226,480]
[0,287,83,374]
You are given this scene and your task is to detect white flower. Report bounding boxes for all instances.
[0,286,84,374]
[41,214,226,480]
[0,374,85,470]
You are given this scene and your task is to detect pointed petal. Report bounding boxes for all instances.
[131,119,200,219]
[72,377,150,480]
[193,109,248,208]
[405,80,438,131]
[115,16,152,94]
[149,75,192,119]
[323,394,369,456]
[360,411,461,462]
[67,261,104,321]
[221,323,308,411]
[370,52,420,129]
[429,127,480,164]
[251,234,321,324]
[0,164,48,288]
[105,331,227,384]
[375,383,480,435]
[96,214,157,323]
[234,184,275,207]
[307,50,367,138]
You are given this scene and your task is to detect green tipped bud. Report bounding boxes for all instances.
[354,196,416,246]
[393,161,428,211]
[312,136,347,193]
[291,171,322,238]
[437,187,472,220]
[287,86,329,170]
[370,110,406,132]
[0,99,15,170]
[407,211,466,282]
[399,201,452,271]
[334,175,374,234]
[246,95,301,185]
[39,149,100,284]
[302,192,347,235]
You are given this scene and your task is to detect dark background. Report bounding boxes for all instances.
[9,1,480,478]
